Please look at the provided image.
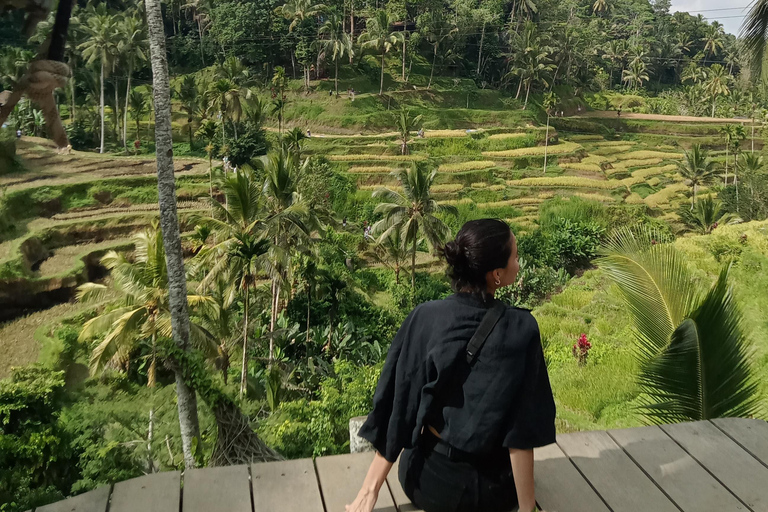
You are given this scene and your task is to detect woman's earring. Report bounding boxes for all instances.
[495,278,501,286]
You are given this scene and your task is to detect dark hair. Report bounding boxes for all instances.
[440,219,513,302]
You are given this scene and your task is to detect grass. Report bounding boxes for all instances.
[615,150,683,160]
[611,158,664,169]
[437,160,496,173]
[482,141,582,158]
[631,164,678,179]
[593,145,635,155]
[487,132,528,140]
[327,154,427,162]
[560,162,603,173]
[423,129,470,138]
[594,140,638,147]
[643,183,688,207]
[347,166,398,174]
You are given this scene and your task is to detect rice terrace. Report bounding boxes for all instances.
[1,0,768,510]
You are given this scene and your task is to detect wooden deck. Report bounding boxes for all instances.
[32,418,768,512]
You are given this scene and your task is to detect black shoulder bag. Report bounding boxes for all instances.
[465,299,506,365]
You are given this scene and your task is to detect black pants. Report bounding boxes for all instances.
[398,435,518,512]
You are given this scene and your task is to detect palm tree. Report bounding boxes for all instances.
[270,98,286,136]
[77,227,214,383]
[622,58,650,91]
[677,144,717,208]
[602,40,626,87]
[79,11,118,153]
[372,164,457,299]
[419,10,458,89]
[145,0,201,469]
[393,108,423,155]
[599,228,761,424]
[275,0,325,91]
[217,56,251,86]
[128,89,147,149]
[359,10,398,96]
[196,119,219,209]
[196,168,269,397]
[592,0,610,15]
[741,0,768,77]
[318,10,353,97]
[542,92,558,173]
[736,152,765,215]
[118,15,148,148]
[206,78,239,146]
[679,196,737,234]
[284,127,306,158]
[719,124,737,185]
[176,75,199,149]
[701,23,725,59]
[704,64,730,118]
[365,226,410,284]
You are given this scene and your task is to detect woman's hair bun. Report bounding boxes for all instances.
[443,240,467,271]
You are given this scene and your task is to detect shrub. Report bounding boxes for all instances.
[483,141,582,158]
[539,196,610,229]
[497,258,568,309]
[438,160,496,173]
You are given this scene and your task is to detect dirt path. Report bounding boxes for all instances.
[578,111,753,124]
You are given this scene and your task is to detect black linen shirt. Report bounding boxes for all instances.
[358,292,557,463]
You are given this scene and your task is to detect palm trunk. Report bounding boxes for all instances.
[395,262,400,284]
[197,17,205,66]
[711,100,716,118]
[334,58,339,97]
[428,44,437,90]
[477,21,486,75]
[269,282,280,363]
[379,51,385,96]
[114,79,120,143]
[136,117,141,149]
[402,33,407,81]
[411,236,416,305]
[515,78,522,99]
[208,153,214,216]
[147,407,155,473]
[523,81,531,110]
[188,115,193,148]
[724,146,729,185]
[123,63,132,149]
[543,113,550,173]
[99,60,105,153]
[305,288,311,345]
[70,76,76,123]
[145,0,201,470]
[692,183,697,208]
[240,282,249,398]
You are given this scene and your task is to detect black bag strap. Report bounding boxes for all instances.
[465,300,506,365]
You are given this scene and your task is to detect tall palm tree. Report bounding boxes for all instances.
[679,196,737,234]
[599,228,762,424]
[704,64,730,117]
[359,10,398,95]
[176,75,199,149]
[196,119,219,209]
[365,226,410,284]
[622,58,650,91]
[79,12,118,153]
[284,127,306,159]
[77,227,214,383]
[419,10,458,89]
[372,164,457,299]
[542,92,558,173]
[119,15,148,149]
[719,124,737,185]
[602,40,626,87]
[741,0,768,77]
[318,10,353,97]
[128,89,147,149]
[677,144,717,208]
[701,23,725,59]
[592,0,610,15]
[393,108,423,155]
[197,168,269,397]
[275,0,326,91]
[145,0,201,469]
[270,98,286,136]
[206,78,239,145]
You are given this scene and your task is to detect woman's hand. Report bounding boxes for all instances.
[345,487,378,512]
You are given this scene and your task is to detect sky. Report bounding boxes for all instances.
[669,1,750,35]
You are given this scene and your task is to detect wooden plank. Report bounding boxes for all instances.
[110,471,180,512]
[251,458,323,512]
[557,431,679,512]
[533,442,611,512]
[315,452,397,512]
[711,418,768,465]
[609,425,746,511]
[385,454,423,512]
[35,486,110,512]
[183,465,252,512]
[662,421,768,511]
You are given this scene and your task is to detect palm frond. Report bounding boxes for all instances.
[88,307,147,375]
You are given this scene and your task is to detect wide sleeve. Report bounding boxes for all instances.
[502,318,556,450]
[357,307,422,463]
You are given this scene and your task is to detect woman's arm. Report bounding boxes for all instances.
[510,448,536,512]
[345,451,394,512]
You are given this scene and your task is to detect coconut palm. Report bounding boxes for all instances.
[359,10,399,95]
[318,10,354,97]
[206,79,238,145]
[677,144,717,208]
[592,0,610,15]
[419,10,458,89]
[365,226,410,284]
[196,167,270,397]
[679,196,737,234]
[599,228,762,424]
[284,127,306,159]
[741,0,768,77]
[128,88,147,149]
[196,119,218,209]
[372,164,458,299]
[77,226,214,383]
[393,108,423,155]
[118,15,148,148]
[704,64,730,117]
[145,0,201,469]
[602,40,626,87]
[79,11,119,153]
[542,91,558,173]
[622,58,650,91]
[176,75,199,149]
[270,98,286,136]
[275,0,326,91]
[701,23,725,59]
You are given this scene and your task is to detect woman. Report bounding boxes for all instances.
[346,219,556,512]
